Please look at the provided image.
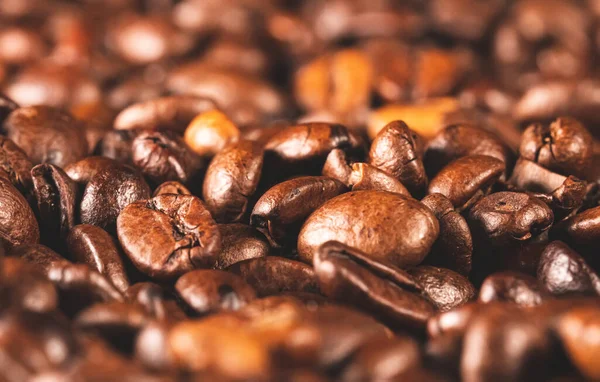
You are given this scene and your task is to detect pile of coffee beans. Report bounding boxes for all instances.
[1,0,600,381]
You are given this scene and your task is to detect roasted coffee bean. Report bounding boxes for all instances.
[0,136,33,195]
[424,123,513,176]
[1,257,58,313]
[114,95,216,133]
[314,241,434,330]
[66,224,130,293]
[552,205,600,264]
[299,190,439,267]
[556,305,600,380]
[369,120,427,196]
[428,155,505,211]
[63,156,120,186]
[203,140,263,223]
[125,282,186,322]
[520,117,593,178]
[98,130,138,164]
[421,193,473,276]
[31,164,76,249]
[537,241,600,296]
[184,109,241,157]
[479,271,547,307]
[427,303,484,338]
[322,148,353,186]
[469,192,554,247]
[251,176,347,245]
[80,165,151,234]
[3,106,87,167]
[265,123,364,175]
[0,177,39,250]
[153,181,192,197]
[228,256,319,297]
[117,194,221,279]
[175,269,256,315]
[132,130,202,185]
[349,162,411,195]
[216,224,270,269]
[407,266,475,312]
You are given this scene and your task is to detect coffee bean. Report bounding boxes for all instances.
[299,190,439,267]
[0,177,39,249]
[125,282,186,322]
[203,140,263,223]
[322,148,353,186]
[479,271,547,307]
[97,130,138,164]
[228,256,319,296]
[348,162,411,195]
[175,269,256,315]
[408,265,475,312]
[117,194,221,279]
[184,109,241,157]
[552,205,600,264]
[0,136,32,196]
[216,224,270,269]
[556,306,600,380]
[251,176,347,245]
[153,181,192,197]
[80,165,151,234]
[369,120,427,196]
[3,106,87,167]
[66,224,130,293]
[63,156,120,186]
[1,257,58,313]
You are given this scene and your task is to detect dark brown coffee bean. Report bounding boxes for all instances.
[125,282,186,322]
[114,95,217,133]
[0,177,39,250]
[537,241,600,296]
[3,106,87,167]
[322,148,353,186]
[424,123,513,176]
[153,181,192,197]
[203,140,263,223]
[175,269,256,315]
[369,120,427,196]
[117,194,221,280]
[98,130,138,164]
[349,162,411,195]
[314,241,434,330]
[556,305,600,380]
[251,176,347,245]
[31,164,76,249]
[408,265,475,312]
[461,305,554,382]
[63,156,121,186]
[421,193,473,276]
[132,130,202,185]
[66,224,130,293]
[299,190,439,267]
[520,118,593,178]
[509,158,568,194]
[80,165,151,234]
[227,256,319,296]
[265,123,364,175]
[0,136,32,196]
[428,155,505,211]
[216,224,270,269]
[427,303,483,338]
[552,205,600,263]
[1,257,58,313]
[479,271,547,307]
[469,192,554,247]
[342,335,421,382]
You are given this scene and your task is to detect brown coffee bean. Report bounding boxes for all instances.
[63,156,121,186]
[314,241,434,330]
[114,95,217,133]
[3,106,87,167]
[203,140,263,223]
[125,282,186,322]
[228,256,319,297]
[1,257,58,313]
[369,120,427,196]
[299,190,439,267]
[117,194,221,280]
[66,224,130,293]
[132,130,202,185]
[557,306,600,380]
[251,176,347,245]
[153,181,192,197]
[0,177,39,250]
[0,136,33,196]
[348,162,411,195]
[322,148,353,186]
[184,109,241,157]
[175,269,256,315]
[80,165,151,234]
[537,241,600,296]
[265,123,364,175]
[70,101,115,155]
[427,302,483,338]
[552,205,600,261]
[424,123,513,176]
[479,271,547,307]
[408,265,475,312]
[97,130,138,165]
[520,118,593,178]
[216,224,270,269]
[428,155,505,211]
[421,193,473,276]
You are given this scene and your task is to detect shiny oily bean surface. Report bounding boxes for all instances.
[557,306,600,380]
[408,265,476,312]
[63,156,121,186]
[479,271,547,307]
[203,140,264,223]
[348,162,411,195]
[216,224,270,270]
[153,181,192,197]
[299,190,439,267]
[175,269,256,315]
[0,177,39,250]
[0,136,33,195]
[117,194,221,280]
